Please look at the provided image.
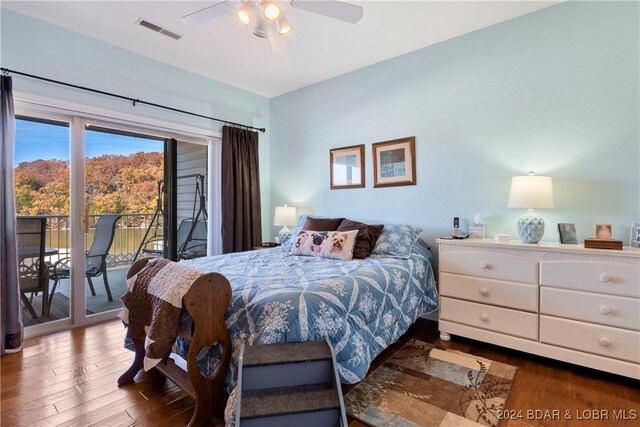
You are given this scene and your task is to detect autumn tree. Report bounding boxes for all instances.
[14,159,69,215]
[14,152,163,216]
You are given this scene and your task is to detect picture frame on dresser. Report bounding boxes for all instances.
[558,223,577,244]
[330,144,365,190]
[630,222,640,248]
[594,223,614,239]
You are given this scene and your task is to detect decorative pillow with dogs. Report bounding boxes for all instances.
[289,230,359,261]
[282,215,330,249]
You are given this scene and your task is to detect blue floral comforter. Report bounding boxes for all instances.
[175,241,438,386]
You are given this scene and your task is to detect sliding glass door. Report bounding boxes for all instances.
[83,125,164,315]
[14,115,72,327]
[14,104,212,334]
[175,141,209,260]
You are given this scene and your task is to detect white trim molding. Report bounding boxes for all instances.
[15,92,222,336]
[14,91,222,142]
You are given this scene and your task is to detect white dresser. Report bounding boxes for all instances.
[437,238,640,379]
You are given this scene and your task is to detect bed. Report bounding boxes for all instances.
[119,222,438,426]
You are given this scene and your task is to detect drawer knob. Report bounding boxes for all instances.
[480,262,491,270]
[599,337,611,347]
[599,305,611,315]
[479,313,489,322]
[479,287,489,296]
[599,274,611,283]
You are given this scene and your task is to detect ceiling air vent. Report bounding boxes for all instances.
[135,18,182,40]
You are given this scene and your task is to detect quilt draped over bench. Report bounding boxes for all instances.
[119,258,203,371]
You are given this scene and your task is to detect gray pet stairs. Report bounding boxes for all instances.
[235,339,348,427]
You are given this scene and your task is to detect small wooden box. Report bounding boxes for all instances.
[584,238,623,250]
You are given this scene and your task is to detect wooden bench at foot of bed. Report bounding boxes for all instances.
[118,258,232,427]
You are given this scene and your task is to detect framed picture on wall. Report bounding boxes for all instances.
[372,136,416,188]
[330,144,365,189]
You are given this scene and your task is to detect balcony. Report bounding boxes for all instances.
[19,213,158,326]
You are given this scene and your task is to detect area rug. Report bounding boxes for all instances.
[345,339,518,427]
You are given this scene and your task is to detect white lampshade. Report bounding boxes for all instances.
[508,175,554,209]
[273,205,297,226]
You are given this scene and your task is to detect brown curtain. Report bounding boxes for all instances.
[221,126,262,253]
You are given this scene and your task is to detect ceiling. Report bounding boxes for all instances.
[2,1,559,97]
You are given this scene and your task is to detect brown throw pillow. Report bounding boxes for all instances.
[303,217,344,231]
[337,219,384,259]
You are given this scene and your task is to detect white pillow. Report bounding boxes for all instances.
[290,230,359,260]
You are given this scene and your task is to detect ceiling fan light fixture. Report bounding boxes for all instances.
[277,17,293,34]
[236,6,251,25]
[263,2,281,21]
[253,16,268,38]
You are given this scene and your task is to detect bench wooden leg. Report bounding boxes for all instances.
[185,273,232,426]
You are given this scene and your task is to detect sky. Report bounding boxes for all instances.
[14,118,163,165]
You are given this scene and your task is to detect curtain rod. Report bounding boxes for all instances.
[1,67,266,133]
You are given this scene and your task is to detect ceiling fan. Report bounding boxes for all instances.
[181,1,364,52]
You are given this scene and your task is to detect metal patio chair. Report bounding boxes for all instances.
[140,218,207,260]
[177,219,207,260]
[49,214,121,305]
[17,217,50,319]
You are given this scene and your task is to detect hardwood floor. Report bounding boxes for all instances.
[1,321,194,427]
[1,319,638,426]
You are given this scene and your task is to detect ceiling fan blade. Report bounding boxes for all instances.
[267,24,288,55]
[292,0,363,24]
[181,1,233,25]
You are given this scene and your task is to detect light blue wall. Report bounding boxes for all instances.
[270,1,639,247]
[3,2,639,247]
[0,8,272,236]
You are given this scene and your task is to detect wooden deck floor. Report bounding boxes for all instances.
[1,319,638,426]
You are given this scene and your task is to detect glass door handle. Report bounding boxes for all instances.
[81,208,89,233]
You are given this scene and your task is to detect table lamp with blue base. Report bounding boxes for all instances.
[508,172,554,244]
[274,205,297,244]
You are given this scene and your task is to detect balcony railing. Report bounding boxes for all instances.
[32,213,158,267]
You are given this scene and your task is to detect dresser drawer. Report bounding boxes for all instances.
[439,249,537,284]
[540,316,640,364]
[541,287,640,331]
[440,297,538,340]
[440,273,538,312]
[540,262,640,298]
